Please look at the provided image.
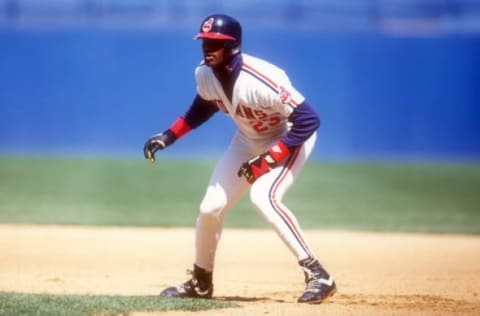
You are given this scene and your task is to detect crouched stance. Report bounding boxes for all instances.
[144,14,336,304]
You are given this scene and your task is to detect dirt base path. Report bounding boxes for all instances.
[1,225,479,315]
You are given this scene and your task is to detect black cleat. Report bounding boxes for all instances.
[297,258,337,304]
[160,264,213,299]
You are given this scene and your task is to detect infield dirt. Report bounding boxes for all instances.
[1,225,479,315]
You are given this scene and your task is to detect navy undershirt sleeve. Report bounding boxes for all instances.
[183,94,219,129]
[281,101,321,148]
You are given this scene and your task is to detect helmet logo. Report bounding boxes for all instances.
[202,17,214,33]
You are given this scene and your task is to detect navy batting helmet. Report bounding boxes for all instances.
[194,14,242,55]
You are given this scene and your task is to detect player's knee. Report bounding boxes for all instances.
[199,186,227,217]
[249,183,272,211]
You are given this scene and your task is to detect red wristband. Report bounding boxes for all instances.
[268,140,291,163]
[169,117,192,139]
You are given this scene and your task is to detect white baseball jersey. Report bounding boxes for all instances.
[195,53,305,140]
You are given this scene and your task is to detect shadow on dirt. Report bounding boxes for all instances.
[216,296,284,303]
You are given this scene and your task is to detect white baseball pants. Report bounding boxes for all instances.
[195,131,317,271]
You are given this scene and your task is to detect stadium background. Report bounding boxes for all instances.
[1,0,479,161]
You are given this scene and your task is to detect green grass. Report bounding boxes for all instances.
[0,156,479,315]
[288,162,480,233]
[0,156,479,233]
[0,292,236,316]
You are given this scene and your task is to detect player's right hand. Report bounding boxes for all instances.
[143,132,174,162]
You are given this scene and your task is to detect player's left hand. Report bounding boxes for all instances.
[237,141,292,184]
[237,152,277,184]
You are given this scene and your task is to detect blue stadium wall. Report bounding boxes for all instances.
[0,29,479,161]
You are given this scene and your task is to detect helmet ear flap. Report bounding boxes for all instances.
[224,41,241,57]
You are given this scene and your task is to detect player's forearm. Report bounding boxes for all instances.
[183,94,219,129]
[281,101,320,149]
[164,94,219,143]
[243,101,320,174]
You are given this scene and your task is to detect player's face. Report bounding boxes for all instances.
[202,39,227,67]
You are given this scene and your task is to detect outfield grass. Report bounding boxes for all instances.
[0,292,236,316]
[0,156,479,233]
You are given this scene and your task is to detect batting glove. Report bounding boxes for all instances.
[237,140,292,184]
[143,130,175,162]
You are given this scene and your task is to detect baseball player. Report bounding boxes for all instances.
[143,13,336,304]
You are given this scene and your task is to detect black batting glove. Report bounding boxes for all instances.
[237,140,293,184]
[143,130,176,162]
[237,153,278,184]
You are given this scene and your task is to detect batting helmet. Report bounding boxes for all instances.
[194,14,242,55]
